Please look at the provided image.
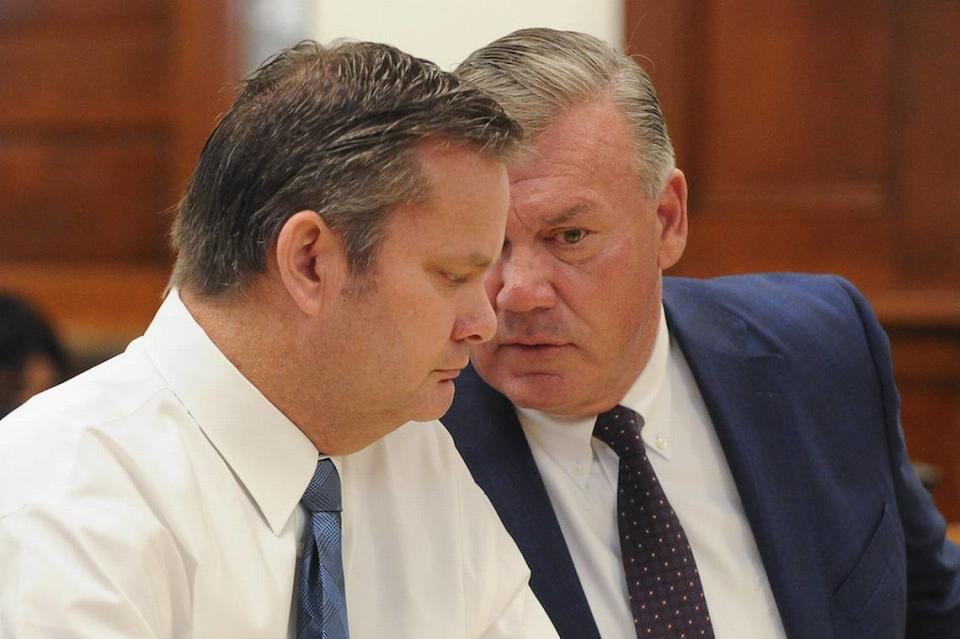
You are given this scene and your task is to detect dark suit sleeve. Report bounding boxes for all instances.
[839,278,960,637]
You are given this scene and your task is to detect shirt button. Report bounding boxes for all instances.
[575,462,587,476]
[655,436,669,450]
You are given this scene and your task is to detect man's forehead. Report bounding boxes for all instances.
[507,172,599,216]
[508,99,634,178]
[507,199,597,235]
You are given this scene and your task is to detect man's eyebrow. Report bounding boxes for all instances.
[544,203,590,226]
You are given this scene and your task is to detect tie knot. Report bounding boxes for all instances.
[301,458,342,513]
[593,405,645,458]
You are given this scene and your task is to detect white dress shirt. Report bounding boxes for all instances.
[0,292,557,639]
[517,306,787,639]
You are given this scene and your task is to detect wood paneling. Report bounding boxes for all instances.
[0,0,164,27]
[0,136,170,261]
[625,0,959,294]
[682,213,897,292]
[626,1,960,519]
[0,29,171,127]
[171,0,241,183]
[700,2,894,215]
[896,1,960,285]
[0,0,240,351]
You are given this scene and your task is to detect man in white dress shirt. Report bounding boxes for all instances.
[443,28,960,639]
[0,41,558,638]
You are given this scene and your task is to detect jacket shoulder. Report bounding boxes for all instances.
[664,273,875,352]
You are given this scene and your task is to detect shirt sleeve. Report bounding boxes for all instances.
[454,450,560,639]
[0,502,190,638]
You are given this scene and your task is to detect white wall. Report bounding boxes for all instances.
[312,0,623,70]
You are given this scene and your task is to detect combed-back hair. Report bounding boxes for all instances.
[170,40,521,296]
[456,28,675,197]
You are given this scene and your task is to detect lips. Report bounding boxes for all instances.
[498,336,570,349]
[499,337,568,347]
[502,343,561,351]
[496,342,572,360]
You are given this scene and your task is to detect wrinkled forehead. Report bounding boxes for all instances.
[503,107,651,237]
[508,100,637,187]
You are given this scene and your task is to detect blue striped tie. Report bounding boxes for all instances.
[297,458,349,639]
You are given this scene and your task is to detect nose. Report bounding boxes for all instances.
[494,247,557,313]
[452,285,498,345]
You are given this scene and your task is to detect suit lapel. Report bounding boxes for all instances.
[664,281,832,639]
[443,367,601,639]
[450,279,837,638]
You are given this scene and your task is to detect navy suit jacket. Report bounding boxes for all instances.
[443,274,960,638]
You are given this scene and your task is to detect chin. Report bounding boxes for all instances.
[496,372,580,415]
[408,380,456,423]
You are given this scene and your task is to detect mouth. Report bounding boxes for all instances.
[502,343,561,351]
[498,337,570,350]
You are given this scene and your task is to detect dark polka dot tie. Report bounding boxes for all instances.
[594,405,715,639]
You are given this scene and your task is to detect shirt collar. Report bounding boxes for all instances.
[517,303,674,479]
[620,303,673,461]
[517,408,596,485]
[142,290,320,535]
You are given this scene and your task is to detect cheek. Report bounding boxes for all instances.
[396,295,459,355]
[562,249,656,324]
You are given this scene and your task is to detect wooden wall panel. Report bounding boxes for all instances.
[0,136,169,261]
[0,0,163,27]
[625,0,960,520]
[171,0,241,184]
[897,2,960,286]
[0,0,240,354]
[701,2,894,214]
[0,28,171,127]
[686,214,896,292]
[625,0,959,296]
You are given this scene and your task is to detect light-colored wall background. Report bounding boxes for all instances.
[312,0,623,69]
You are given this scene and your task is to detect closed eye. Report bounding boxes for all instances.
[444,271,472,284]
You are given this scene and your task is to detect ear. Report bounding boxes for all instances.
[655,169,688,270]
[273,210,347,317]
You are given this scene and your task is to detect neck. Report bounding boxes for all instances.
[179,284,338,453]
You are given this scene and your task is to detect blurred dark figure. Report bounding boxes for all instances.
[0,294,68,418]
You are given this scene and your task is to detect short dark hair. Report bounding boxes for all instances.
[456,28,674,197]
[0,294,67,418]
[170,40,521,296]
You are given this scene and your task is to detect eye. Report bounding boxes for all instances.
[554,228,588,245]
[444,271,471,284]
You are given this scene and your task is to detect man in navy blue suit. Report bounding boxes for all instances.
[443,28,960,638]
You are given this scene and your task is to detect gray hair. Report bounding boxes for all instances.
[170,40,522,296]
[456,28,675,197]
